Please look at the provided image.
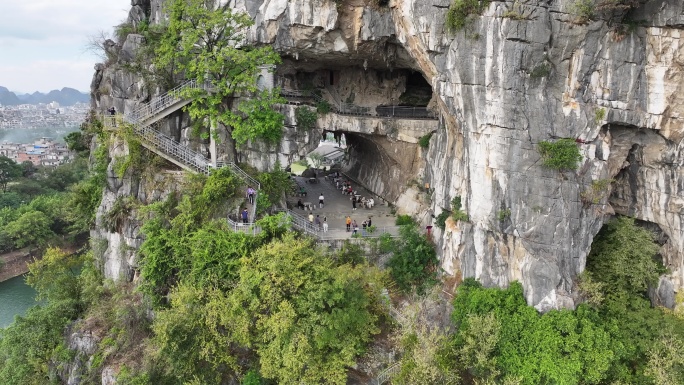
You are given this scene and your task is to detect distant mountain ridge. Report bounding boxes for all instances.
[0,86,89,106]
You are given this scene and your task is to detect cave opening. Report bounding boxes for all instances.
[585,216,671,307]
[277,66,434,117]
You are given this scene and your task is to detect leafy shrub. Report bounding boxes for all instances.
[497,208,511,221]
[570,0,595,22]
[387,225,438,294]
[242,370,264,385]
[537,139,583,170]
[295,106,317,131]
[450,279,617,385]
[580,178,613,205]
[316,100,332,114]
[436,211,450,230]
[452,210,469,222]
[594,108,606,124]
[446,0,491,32]
[396,214,415,226]
[419,133,433,148]
[103,196,139,233]
[529,63,551,78]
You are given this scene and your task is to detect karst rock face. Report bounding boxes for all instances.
[93,0,683,311]
[238,0,683,310]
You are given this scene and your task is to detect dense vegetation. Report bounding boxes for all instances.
[392,216,684,385]
[2,0,680,383]
[0,125,105,252]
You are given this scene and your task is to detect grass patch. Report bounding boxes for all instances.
[538,139,583,171]
[446,0,491,32]
[419,133,433,148]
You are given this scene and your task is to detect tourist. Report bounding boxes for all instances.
[352,196,357,210]
[297,199,305,210]
[323,217,328,232]
[315,215,321,231]
[308,212,314,225]
[346,216,352,232]
[352,220,359,235]
[362,220,367,235]
[299,186,307,197]
[241,208,249,224]
[319,193,324,209]
[367,217,372,228]
[367,198,374,209]
[247,186,255,204]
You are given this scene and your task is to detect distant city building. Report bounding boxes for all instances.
[0,137,72,166]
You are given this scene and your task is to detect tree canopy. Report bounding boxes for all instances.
[154,0,285,147]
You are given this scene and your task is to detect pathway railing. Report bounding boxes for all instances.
[374,363,401,385]
[376,105,436,119]
[227,217,260,235]
[126,79,207,124]
[280,87,435,119]
[275,209,318,237]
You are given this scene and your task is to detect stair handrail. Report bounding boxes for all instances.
[274,208,319,237]
[374,362,401,385]
[134,123,212,174]
[215,161,261,190]
[125,79,207,124]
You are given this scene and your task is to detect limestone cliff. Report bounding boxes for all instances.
[92,0,683,311]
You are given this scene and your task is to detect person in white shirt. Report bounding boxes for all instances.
[319,193,325,209]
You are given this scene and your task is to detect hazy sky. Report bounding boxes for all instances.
[0,1,130,93]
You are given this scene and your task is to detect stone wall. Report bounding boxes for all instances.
[93,0,684,310]
[237,0,684,310]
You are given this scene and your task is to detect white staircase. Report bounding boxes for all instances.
[104,79,260,221]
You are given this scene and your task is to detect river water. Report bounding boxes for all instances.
[0,275,38,328]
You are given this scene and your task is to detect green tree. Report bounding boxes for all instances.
[450,279,616,385]
[0,156,22,193]
[585,216,663,297]
[645,331,684,385]
[64,131,89,153]
[394,323,458,385]
[581,216,683,384]
[0,248,84,385]
[3,210,53,248]
[387,225,438,293]
[228,235,382,384]
[154,0,285,149]
[26,248,83,305]
[152,283,241,384]
[256,163,291,214]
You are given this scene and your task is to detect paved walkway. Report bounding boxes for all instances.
[288,174,396,239]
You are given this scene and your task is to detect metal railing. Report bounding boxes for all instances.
[275,208,319,237]
[281,87,435,118]
[101,79,261,221]
[374,363,401,385]
[227,217,261,235]
[318,226,402,239]
[376,105,437,119]
[126,79,208,124]
[338,103,371,115]
[215,161,260,189]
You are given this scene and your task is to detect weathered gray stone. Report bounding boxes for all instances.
[92,0,684,311]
